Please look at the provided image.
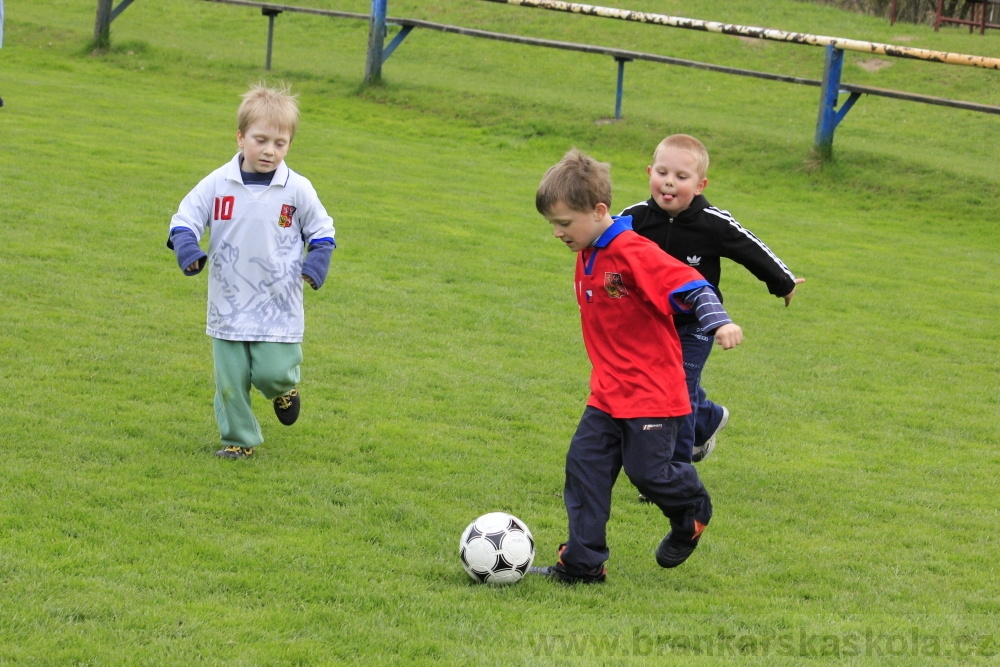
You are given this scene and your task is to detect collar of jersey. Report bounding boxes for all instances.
[583,215,633,276]
[593,215,633,248]
[224,152,290,188]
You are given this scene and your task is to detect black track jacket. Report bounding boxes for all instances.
[619,195,797,326]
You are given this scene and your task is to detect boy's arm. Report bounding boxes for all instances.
[168,228,208,276]
[296,179,336,291]
[167,177,213,276]
[717,213,801,303]
[782,277,806,307]
[680,286,743,350]
[301,240,335,290]
[632,242,742,348]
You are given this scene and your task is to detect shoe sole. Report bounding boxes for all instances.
[529,566,606,584]
[215,447,254,459]
[656,534,699,568]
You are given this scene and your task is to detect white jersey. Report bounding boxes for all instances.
[170,153,336,343]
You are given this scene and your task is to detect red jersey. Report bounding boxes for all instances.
[575,218,711,419]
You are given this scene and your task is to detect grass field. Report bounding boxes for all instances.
[1,0,999,664]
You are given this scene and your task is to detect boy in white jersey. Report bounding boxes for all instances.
[168,83,336,459]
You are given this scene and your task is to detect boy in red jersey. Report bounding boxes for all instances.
[529,149,743,583]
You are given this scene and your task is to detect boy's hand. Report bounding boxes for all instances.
[186,259,202,272]
[783,278,806,307]
[714,323,743,350]
[302,274,317,289]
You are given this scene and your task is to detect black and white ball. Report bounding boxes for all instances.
[459,512,535,584]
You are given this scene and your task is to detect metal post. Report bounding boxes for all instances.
[110,0,138,22]
[365,0,388,84]
[614,57,632,120]
[814,45,844,156]
[94,0,113,49]
[383,24,414,61]
[262,8,282,70]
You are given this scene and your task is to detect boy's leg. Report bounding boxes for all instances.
[212,338,264,449]
[621,416,712,529]
[560,406,623,575]
[673,322,724,463]
[247,341,302,400]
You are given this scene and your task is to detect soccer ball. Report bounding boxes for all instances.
[459,512,535,584]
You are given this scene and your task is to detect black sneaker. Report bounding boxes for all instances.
[638,494,652,503]
[529,544,606,584]
[530,562,607,584]
[656,521,706,568]
[272,389,300,426]
[216,446,254,459]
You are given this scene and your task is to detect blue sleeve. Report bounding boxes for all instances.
[681,286,733,333]
[167,227,207,276]
[667,278,712,314]
[301,239,335,290]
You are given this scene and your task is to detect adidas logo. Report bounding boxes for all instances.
[687,255,702,266]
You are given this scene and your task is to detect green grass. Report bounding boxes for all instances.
[1,0,999,664]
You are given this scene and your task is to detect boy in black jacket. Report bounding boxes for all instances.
[619,134,804,467]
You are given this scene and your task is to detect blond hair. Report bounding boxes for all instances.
[652,134,710,179]
[536,148,612,215]
[237,82,299,139]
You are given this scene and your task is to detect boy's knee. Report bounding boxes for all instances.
[249,363,297,395]
[626,469,658,496]
[252,367,298,397]
[248,343,301,394]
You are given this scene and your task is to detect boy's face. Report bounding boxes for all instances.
[544,200,610,253]
[237,121,292,174]
[647,147,708,217]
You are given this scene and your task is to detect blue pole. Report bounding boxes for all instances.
[365,0,388,84]
[263,9,282,71]
[614,57,632,120]
[383,24,413,61]
[110,0,138,22]
[814,45,844,156]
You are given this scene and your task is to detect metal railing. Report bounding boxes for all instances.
[99,0,1000,155]
[479,0,1000,155]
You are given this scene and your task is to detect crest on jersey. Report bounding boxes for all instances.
[604,272,629,298]
[278,204,296,229]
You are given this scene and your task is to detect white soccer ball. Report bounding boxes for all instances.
[459,512,535,584]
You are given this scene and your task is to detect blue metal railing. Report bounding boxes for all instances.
[105,0,1000,155]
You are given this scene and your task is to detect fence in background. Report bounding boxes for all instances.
[477,0,1000,155]
[95,0,1000,155]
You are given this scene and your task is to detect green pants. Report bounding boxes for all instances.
[213,339,302,449]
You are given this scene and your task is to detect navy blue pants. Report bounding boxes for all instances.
[561,406,713,574]
[672,321,728,463]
